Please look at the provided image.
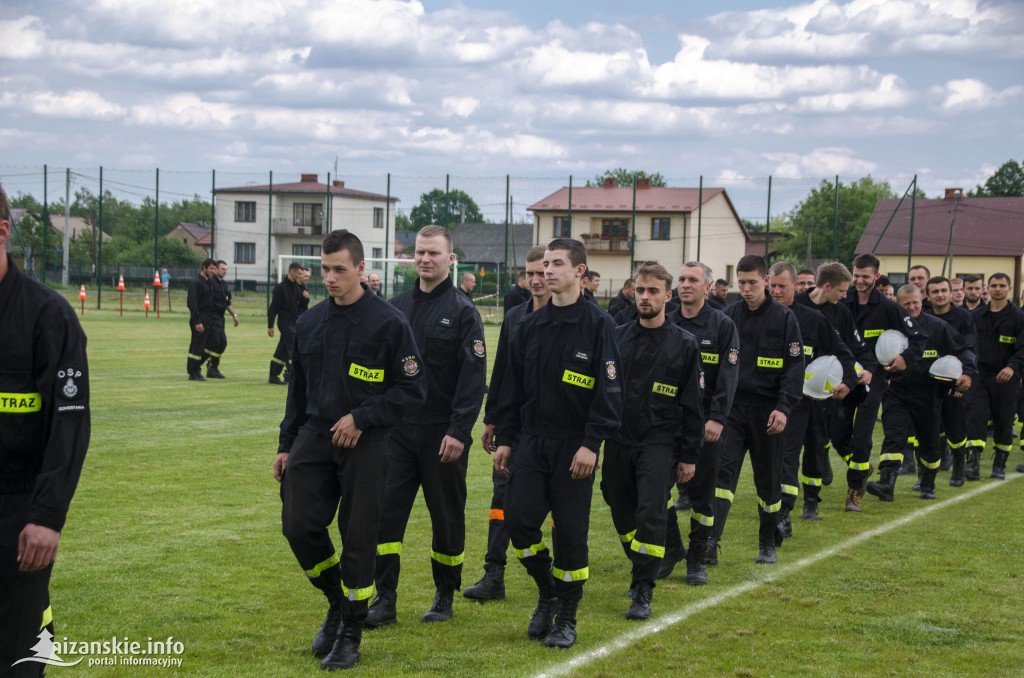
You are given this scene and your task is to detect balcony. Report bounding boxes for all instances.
[272,218,323,237]
[580,233,631,254]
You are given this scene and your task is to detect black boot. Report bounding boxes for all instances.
[965,449,981,481]
[312,594,343,657]
[421,588,454,623]
[463,565,505,601]
[527,572,559,640]
[802,499,820,521]
[866,467,897,502]
[656,545,686,580]
[545,598,580,648]
[991,451,1009,480]
[950,450,966,487]
[626,580,653,620]
[704,537,720,566]
[206,368,226,379]
[673,485,692,511]
[684,541,708,586]
[896,456,917,476]
[775,506,792,546]
[755,538,777,565]
[364,592,397,629]
[756,517,778,564]
[939,445,952,471]
[321,623,361,671]
[919,468,937,500]
[912,466,922,492]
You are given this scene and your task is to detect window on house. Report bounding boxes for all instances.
[554,216,571,238]
[652,217,671,240]
[294,203,324,231]
[235,242,256,264]
[372,247,383,268]
[374,208,384,229]
[292,244,321,257]
[725,264,734,285]
[234,201,256,222]
[602,219,630,238]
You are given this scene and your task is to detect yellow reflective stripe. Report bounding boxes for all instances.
[270,357,287,365]
[801,474,822,487]
[0,393,43,413]
[715,487,735,502]
[431,550,465,567]
[188,353,204,360]
[781,484,799,496]
[553,566,589,582]
[993,442,1012,452]
[304,552,340,579]
[204,348,222,358]
[342,583,375,602]
[803,345,814,356]
[666,497,675,509]
[619,530,637,543]
[40,605,53,631]
[999,335,1015,344]
[376,542,402,556]
[691,511,714,527]
[629,539,666,559]
[921,457,941,470]
[967,439,985,448]
[948,438,967,449]
[879,452,904,463]
[848,460,871,471]
[700,352,719,365]
[561,370,595,389]
[349,362,384,382]
[908,436,919,447]
[757,498,782,513]
[652,382,678,397]
[863,329,883,338]
[922,349,938,358]
[514,541,547,559]
[757,357,783,368]
[841,452,853,462]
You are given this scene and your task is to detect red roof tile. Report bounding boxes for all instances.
[528,186,725,213]
[215,180,396,202]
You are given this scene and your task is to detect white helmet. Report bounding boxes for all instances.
[929,355,963,382]
[875,329,909,365]
[804,355,843,400]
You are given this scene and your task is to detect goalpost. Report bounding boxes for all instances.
[277,254,458,298]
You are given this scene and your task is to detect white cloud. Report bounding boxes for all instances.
[795,74,913,112]
[764,147,878,178]
[0,89,126,120]
[928,79,1024,114]
[519,43,650,88]
[0,16,47,59]
[441,97,480,117]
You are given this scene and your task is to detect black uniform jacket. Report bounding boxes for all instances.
[788,301,858,391]
[971,303,1024,376]
[843,286,926,373]
[494,294,623,454]
[669,302,739,426]
[484,298,534,428]
[268,277,305,329]
[928,305,977,353]
[889,313,978,390]
[614,299,679,326]
[612,320,705,464]
[0,256,90,532]
[503,286,531,317]
[210,275,230,317]
[607,291,634,318]
[724,296,804,416]
[279,286,427,452]
[390,276,486,445]
[186,273,213,326]
[796,291,877,373]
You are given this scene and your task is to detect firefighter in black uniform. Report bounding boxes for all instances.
[768,262,856,530]
[839,253,926,511]
[966,273,1024,480]
[663,261,739,580]
[926,276,977,485]
[715,255,803,565]
[0,194,90,677]
[268,262,306,385]
[204,260,239,379]
[467,247,550,602]
[604,262,704,620]
[366,226,487,627]
[185,258,217,381]
[866,285,976,500]
[274,230,426,671]
[492,238,622,649]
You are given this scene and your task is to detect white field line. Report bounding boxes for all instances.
[535,473,1024,678]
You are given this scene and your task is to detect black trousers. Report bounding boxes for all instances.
[601,441,675,584]
[966,373,1019,455]
[482,467,511,568]
[270,322,296,379]
[506,434,593,601]
[831,375,886,489]
[781,399,831,507]
[940,390,968,453]
[666,432,721,554]
[376,423,469,594]
[186,323,210,375]
[281,427,388,625]
[880,385,942,471]
[714,401,784,546]
[204,316,227,371]
[1,493,54,678]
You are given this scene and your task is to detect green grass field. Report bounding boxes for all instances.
[45,303,1024,677]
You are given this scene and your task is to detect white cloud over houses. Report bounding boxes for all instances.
[928,79,1024,114]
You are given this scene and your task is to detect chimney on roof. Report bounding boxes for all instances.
[333,180,345,188]
[636,177,651,189]
[603,177,617,188]
[300,173,318,183]
[944,187,963,200]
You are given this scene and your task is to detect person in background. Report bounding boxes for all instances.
[796,269,816,293]
[607,278,636,318]
[459,272,477,299]
[368,272,383,297]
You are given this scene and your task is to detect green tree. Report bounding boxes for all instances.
[409,189,484,230]
[395,211,414,232]
[968,159,1024,197]
[775,177,896,266]
[586,169,667,187]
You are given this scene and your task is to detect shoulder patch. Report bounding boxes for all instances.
[789,342,801,357]
[699,371,705,390]
[402,356,420,377]
[728,348,739,365]
[439,317,452,327]
[605,361,617,381]
[472,339,485,358]
[57,368,84,400]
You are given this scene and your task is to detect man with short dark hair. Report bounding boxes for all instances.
[950,276,965,307]
[186,258,218,381]
[607,278,636,317]
[503,270,531,317]
[459,271,476,299]
[908,265,930,293]
[367,272,383,297]
[275,229,426,671]
[962,275,985,311]
[204,260,239,379]
[267,262,306,385]
[796,269,816,293]
[876,275,894,300]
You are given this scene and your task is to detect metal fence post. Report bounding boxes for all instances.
[697,175,703,261]
[764,176,772,259]
[832,175,839,261]
[210,170,216,257]
[42,164,48,283]
[267,171,273,307]
[153,168,160,271]
[907,175,917,272]
[98,167,103,309]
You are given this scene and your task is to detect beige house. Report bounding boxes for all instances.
[527,179,749,295]
[857,188,1024,299]
[48,214,111,244]
[166,222,212,258]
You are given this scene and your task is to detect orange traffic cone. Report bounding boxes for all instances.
[79,284,87,300]
[117,275,125,291]
[153,271,162,287]
[144,291,151,317]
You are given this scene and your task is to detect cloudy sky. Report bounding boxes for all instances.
[1,0,1021,201]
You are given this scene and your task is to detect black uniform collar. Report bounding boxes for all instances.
[738,294,774,317]
[676,301,711,326]
[624,316,671,338]
[537,293,587,325]
[0,255,22,315]
[848,286,882,306]
[324,283,373,323]
[412,275,453,301]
